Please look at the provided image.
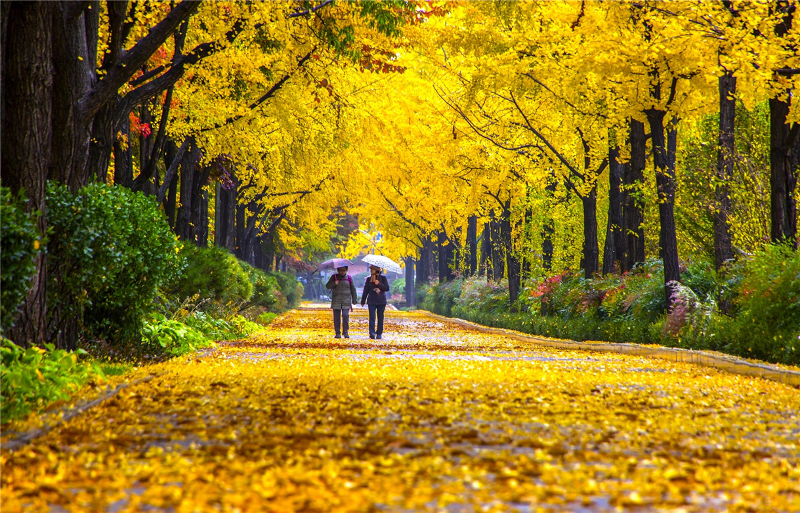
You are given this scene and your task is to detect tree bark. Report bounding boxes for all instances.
[417,235,432,285]
[542,180,556,271]
[500,205,521,307]
[113,115,133,187]
[770,96,799,247]
[581,188,599,278]
[467,215,478,275]
[405,257,415,307]
[48,1,94,192]
[714,72,736,268]
[625,118,646,271]
[647,109,681,309]
[2,1,54,346]
[604,145,625,274]
[176,138,196,242]
[487,215,504,281]
[218,181,237,252]
[437,231,455,282]
[190,163,211,247]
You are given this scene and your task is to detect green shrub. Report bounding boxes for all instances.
[1,339,105,422]
[270,271,303,308]
[240,262,286,312]
[420,279,463,317]
[723,243,800,363]
[0,187,41,332]
[47,183,183,343]
[170,245,252,305]
[457,277,509,313]
[391,277,406,297]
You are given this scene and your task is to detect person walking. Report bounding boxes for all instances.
[360,265,390,339]
[326,266,357,338]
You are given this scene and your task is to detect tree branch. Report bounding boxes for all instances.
[288,0,335,18]
[80,0,200,124]
[199,48,316,132]
[156,137,190,203]
[115,17,249,131]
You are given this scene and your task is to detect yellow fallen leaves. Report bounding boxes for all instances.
[2,309,800,512]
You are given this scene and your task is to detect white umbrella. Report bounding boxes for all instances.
[362,255,402,273]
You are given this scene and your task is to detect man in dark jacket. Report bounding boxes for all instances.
[326,266,358,338]
[360,265,390,339]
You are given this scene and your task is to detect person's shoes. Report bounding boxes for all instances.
[334,334,341,339]
[376,334,382,340]
[343,332,349,339]
[369,334,375,339]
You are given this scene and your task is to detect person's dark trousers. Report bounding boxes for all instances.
[368,304,386,338]
[333,308,350,336]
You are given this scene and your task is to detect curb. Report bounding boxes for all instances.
[416,311,800,389]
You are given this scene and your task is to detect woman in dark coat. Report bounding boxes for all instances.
[360,265,390,339]
[326,266,358,338]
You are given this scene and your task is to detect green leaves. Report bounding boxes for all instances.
[0,338,104,422]
[0,187,41,332]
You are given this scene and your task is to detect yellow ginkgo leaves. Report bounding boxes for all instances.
[2,308,799,512]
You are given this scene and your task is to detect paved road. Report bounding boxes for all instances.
[3,309,800,512]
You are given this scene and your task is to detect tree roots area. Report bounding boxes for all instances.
[3,309,799,513]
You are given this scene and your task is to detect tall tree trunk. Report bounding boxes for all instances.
[542,180,557,271]
[162,139,178,228]
[48,2,94,192]
[190,163,210,247]
[581,188,599,278]
[770,96,799,247]
[235,200,246,259]
[604,145,625,274]
[715,72,736,267]
[113,116,133,187]
[489,215,504,281]
[647,109,681,309]
[195,187,208,248]
[176,138,196,242]
[479,220,489,277]
[405,257,415,307]
[500,204,521,307]
[437,231,455,282]
[417,235,431,285]
[625,118,646,271]
[2,1,54,346]
[138,103,155,195]
[467,215,478,275]
[218,182,236,252]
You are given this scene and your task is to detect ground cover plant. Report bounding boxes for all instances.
[2,309,798,512]
[419,246,800,366]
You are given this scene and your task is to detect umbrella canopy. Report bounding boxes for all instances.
[317,258,354,272]
[362,255,402,273]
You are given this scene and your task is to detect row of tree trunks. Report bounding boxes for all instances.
[2,1,200,347]
[770,3,799,248]
[770,96,799,248]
